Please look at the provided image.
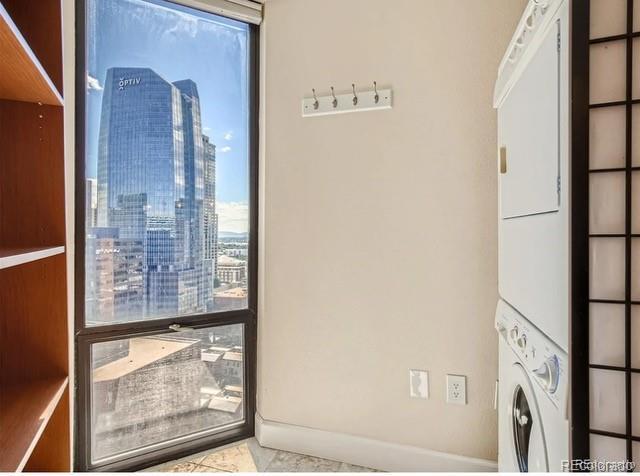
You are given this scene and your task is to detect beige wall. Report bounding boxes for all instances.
[258,0,525,461]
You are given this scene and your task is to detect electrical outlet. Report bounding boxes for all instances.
[409,369,429,399]
[446,374,466,405]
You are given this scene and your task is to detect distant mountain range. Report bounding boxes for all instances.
[218,231,249,239]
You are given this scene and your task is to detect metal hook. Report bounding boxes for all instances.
[312,88,319,110]
[330,87,338,108]
[352,83,358,106]
[373,81,379,104]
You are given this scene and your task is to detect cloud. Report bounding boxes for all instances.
[219,146,232,153]
[217,202,248,233]
[203,126,212,133]
[87,74,103,91]
[224,131,233,141]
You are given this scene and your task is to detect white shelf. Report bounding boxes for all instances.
[0,246,65,270]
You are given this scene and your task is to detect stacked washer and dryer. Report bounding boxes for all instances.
[493,0,570,471]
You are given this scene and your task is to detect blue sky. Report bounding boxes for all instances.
[86,0,249,233]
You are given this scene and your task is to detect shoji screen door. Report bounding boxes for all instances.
[573,0,640,468]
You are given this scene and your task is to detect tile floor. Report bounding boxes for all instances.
[143,438,378,472]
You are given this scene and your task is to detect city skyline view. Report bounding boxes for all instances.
[85,0,250,325]
[83,0,250,462]
[86,0,250,235]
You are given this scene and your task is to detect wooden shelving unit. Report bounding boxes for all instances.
[0,4,62,106]
[0,378,69,471]
[0,0,70,472]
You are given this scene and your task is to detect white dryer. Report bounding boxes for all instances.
[496,300,568,472]
[494,0,570,351]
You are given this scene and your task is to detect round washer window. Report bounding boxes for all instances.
[512,385,533,472]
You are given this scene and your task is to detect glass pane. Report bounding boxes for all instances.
[84,0,250,326]
[512,386,533,472]
[91,324,244,463]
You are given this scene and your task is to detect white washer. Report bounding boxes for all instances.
[494,0,570,351]
[496,300,568,472]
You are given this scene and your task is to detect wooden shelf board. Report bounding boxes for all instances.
[0,246,65,270]
[0,3,62,106]
[0,377,69,472]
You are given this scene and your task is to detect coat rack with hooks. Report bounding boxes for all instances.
[302,82,392,117]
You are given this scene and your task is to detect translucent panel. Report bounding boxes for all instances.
[590,238,626,300]
[91,324,244,464]
[634,106,640,167]
[590,434,627,465]
[636,0,640,32]
[634,239,640,301]
[634,373,640,436]
[590,106,626,170]
[635,441,640,472]
[590,0,627,39]
[634,172,640,234]
[590,368,627,433]
[635,38,640,100]
[84,0,251,326]
[590,172,626,234]
[633,306,640,368]
[589,303,625,366]
[590,41,627,104]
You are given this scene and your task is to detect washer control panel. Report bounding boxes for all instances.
[495,299,568,410]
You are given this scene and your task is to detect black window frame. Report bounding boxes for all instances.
[73,0,259,470]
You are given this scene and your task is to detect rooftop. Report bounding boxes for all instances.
[93,337,197,382]
[214,287,247,298]
[217,255,245,267]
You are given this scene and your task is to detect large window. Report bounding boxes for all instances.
[76,0,257,471]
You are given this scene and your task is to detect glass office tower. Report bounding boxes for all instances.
[90,67,214,322]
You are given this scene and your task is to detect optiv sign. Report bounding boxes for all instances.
[118,77,141,91]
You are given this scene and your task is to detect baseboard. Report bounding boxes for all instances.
[255,413,498,472]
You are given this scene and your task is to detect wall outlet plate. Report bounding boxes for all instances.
[409,369,429,399]
[446,374,467,405]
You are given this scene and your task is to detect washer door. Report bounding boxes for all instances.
[510,363,548,472]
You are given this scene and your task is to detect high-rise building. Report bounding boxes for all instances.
[85,227,144,324]
[216,255,247,285]
[203,135,218,302]
[86,178,98,229]
[92,67,216,320]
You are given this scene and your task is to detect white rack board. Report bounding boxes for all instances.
[302,88,392,117]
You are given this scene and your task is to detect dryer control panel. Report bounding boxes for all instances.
[495,299,568,412]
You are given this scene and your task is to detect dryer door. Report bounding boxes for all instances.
[509,363,549,472]
[498,20,560,219]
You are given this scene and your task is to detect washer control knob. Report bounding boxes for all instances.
[534,355,560,394]
[510,326,519,341]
